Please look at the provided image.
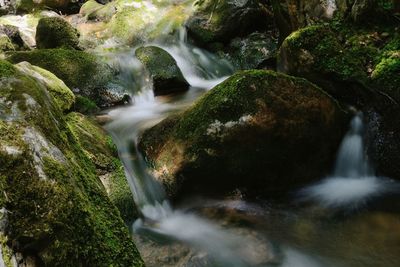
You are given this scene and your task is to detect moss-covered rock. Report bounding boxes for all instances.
[16,0,87,14]
[186,0,273,46]
[36,17,80,49]
[7,48,114,107]
[0,35,14,53]
[66,112,137,221]
[139,70,349,199]
[135,46,189,96]
[0,60,143,266]
[79,0,116,22]
[371,51,400,100]
[279,25,368,103]
[15,61,75,111]
[107,6,149,45]
[72,95,99,114]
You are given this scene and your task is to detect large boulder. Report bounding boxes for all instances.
[135,46,189,96]
[278,25,368,104]
[186,0,273,46]
[36,17,80,49]
[139,70,349,199]
[0,60,144,266]
[7,48,115,107]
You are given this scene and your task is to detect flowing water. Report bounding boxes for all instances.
[298,113,399,209]
[101,3,400,266]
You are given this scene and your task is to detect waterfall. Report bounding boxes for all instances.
[298,113,397,209]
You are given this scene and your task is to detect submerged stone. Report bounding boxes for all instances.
[135,46,189,96]
[139,70,349,199]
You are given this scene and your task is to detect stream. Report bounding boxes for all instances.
[96,6,400,267]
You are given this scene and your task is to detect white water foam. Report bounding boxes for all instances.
[299,113,398,209]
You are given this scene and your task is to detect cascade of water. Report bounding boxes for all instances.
[333,113,370,178]
[103,11,329,266]
[298,113,396,209]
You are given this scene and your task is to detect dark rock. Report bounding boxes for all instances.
[225,32,278,70]
[139,70,350,199]
[186,0,273,47]
[135,46,189,96]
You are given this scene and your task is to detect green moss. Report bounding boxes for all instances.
[0,35,15,52]
[135,46,189,95]
[108,7,147,44]
[136,46,184,80]
[108,162,137,222]
[7,49,112,102]
[73,95,99,114]
[140,70,348,197]
[36,17,80,50]
[0,234,13,267]
[372,51,400,99]
[0,66,143,266]
[284,25,367,82]
[66,112,137,221]
[0,59,17,78]
[80,0,116,22]
[15,62,76,111]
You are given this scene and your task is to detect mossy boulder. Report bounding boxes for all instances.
[0,60,144,266]
[80,0,116,22]
[107,6,149,45]
[36,17,80,49]
[7,48,114,107]
[139,70,349,199]
[135,46,189,96]
[66,112,138,221]
[16,0,87,14]
[186,0,273,46]
[371,51,400,101]
[15,61,75,111]
[278,24,372,104]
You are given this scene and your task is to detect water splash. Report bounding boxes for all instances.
[298,113,397,209]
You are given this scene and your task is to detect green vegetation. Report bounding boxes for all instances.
[0,61,143,266]
[7,49,113,104]
[36,17,80,49]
